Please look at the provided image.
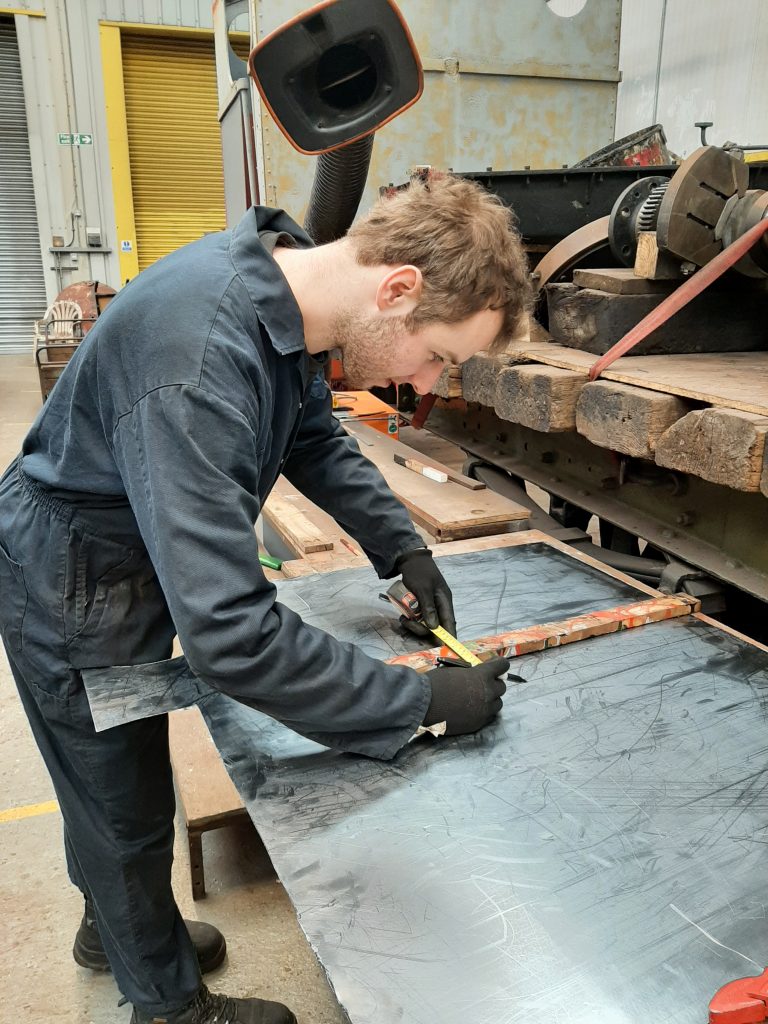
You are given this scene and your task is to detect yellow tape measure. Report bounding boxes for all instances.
[430,625,482,666]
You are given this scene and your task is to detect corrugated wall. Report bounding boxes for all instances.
[7,0,622,324]
[616,0,768,157]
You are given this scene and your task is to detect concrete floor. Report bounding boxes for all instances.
[0,355,346,1024]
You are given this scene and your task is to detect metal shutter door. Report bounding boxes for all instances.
[0,18,47,354]
[121,33,229,271]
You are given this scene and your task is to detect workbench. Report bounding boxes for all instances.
[162,531,768,1024]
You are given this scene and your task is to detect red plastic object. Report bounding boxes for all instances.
[589,217,768,381]
[709,968,768,1023]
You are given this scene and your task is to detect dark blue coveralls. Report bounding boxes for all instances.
[0,207,431,1014]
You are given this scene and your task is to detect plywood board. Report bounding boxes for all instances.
[344,422,528,540]
[516,343,768,416]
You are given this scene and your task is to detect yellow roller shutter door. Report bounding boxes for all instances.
[121,33,227,271]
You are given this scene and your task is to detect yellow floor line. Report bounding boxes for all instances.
[0,800,59,823]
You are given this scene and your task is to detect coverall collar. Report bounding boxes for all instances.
[229,206,314,355]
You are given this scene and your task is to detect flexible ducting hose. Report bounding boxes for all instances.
[303,134,376,245]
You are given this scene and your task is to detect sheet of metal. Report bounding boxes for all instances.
[199,549,768,1024]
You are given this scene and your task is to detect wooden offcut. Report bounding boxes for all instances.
[576,381,690,459]
[572,267,672,295]
[264,477,365,577]
[262,490,334,554]
[495,364,586,432]
[655,407,768,491]
[633,231,683,280]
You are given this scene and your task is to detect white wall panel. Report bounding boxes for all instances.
[617,0,768,157]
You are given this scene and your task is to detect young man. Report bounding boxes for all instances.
[0,176,531,1024]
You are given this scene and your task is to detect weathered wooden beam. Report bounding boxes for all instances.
[576,381,690,459]
[495,364,585,432]
[546,280,767,355]
[433,364,463,399]
[656,407,768,491]
[461,351,516,405]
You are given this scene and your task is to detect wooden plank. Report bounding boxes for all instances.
[262,490,334,554]
[387,593,698,672]
[264,477,366,577]
[495,364,586,432]
[169,707,246,829]
[655,407,768,491]
[576,380,691,458]
[349,423,484,489]
[546,281,767,355]
[513,343,768,417]
[572,267,673,295]
[344,423,528,541]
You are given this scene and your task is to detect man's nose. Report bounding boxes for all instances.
[408,363,445,395]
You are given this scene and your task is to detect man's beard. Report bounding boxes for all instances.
[330,308,408,389]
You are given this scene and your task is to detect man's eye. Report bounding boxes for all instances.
[430,352,445,363]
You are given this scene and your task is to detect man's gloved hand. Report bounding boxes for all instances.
[395,548,456,638]
[423,657,510,736]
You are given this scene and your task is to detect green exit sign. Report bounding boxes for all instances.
[57,132,93,146]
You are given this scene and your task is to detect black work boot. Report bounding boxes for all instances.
[130,984,297,1024]
[73,899,227,974]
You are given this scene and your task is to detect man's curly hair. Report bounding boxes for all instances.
[347,173,532,353]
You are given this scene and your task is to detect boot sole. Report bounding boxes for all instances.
[73,934,227,974]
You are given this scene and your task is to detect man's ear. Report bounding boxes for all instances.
[375,265,423,314]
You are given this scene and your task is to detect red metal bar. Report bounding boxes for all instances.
[589,218,768,381]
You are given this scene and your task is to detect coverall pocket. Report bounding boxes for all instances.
[0,540,28,652]
[63,529,137,645]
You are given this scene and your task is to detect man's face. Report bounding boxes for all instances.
[332,305,504,393]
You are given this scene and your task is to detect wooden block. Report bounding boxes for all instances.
[169,707,245,828]
[576,381,690,459]
[433,364,463,399]
[572,267,672,295]
[546,281,767,356]
[262,489,334,555]
[656,407,768,491]
[461,351,516,405]
[634,231,683,280]
[494,364,585,432]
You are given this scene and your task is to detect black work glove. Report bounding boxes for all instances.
[395,548,457,638]
[423,657,510,736]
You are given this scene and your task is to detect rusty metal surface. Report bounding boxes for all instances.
[252,0,622,215]
[533,216,610,290]
[53,281,117,333]
[656,146,749,265]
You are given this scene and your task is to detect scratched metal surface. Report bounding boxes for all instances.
[200,548,768,1023]
[276,544,643,661]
